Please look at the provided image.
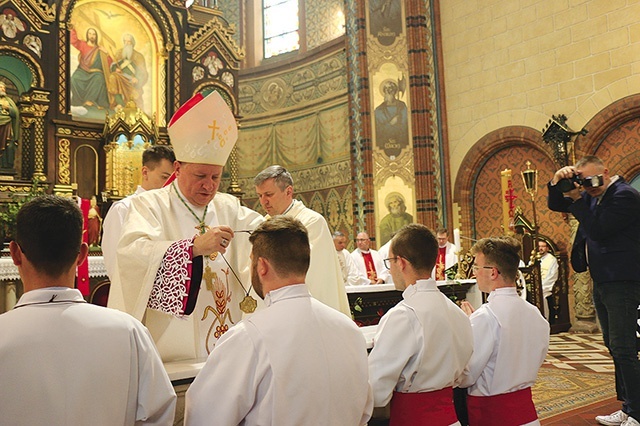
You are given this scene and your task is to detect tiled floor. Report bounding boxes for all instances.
[541,396,621,425]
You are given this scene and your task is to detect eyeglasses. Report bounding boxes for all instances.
[355,238,370,242]
[383,257,399,269]
[472,264,500,274]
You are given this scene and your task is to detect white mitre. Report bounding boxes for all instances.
[167,90,238,165]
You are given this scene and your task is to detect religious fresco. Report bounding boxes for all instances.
[376,176,414,248]
[68,0,160,122]
[368,0,402,46]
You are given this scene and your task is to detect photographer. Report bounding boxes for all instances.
[548,155,640,426]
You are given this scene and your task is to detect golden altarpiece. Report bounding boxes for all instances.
[0,0,242,225]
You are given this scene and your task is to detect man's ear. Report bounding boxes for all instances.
[141,165,149,180]
[76,242,89,267]
[257,257,269,277]
[9,241,22,266]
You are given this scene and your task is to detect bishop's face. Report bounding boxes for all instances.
[175,162,222,207]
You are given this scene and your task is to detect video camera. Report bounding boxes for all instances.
[557,174,604,192]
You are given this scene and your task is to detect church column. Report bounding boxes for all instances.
[19,89,51,181]
[567,216,599,332]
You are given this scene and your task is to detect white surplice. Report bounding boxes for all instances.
[432,242,459,279]
[108,184,264,362]
[458,287,549,396]
[368,279,473,407]
[102,185,146,280]
[540,252,559,299]
[0,287,176,426]
[185,284,373,426]
[350,247,391,283]
[337,248,369,286]
[272,199,350,316]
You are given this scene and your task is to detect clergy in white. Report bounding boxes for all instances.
[185,216,373,426]
[0,195,176,425]
[108,91,264,362]
[254,165,351,315]
[368,224,473,425]
[333,230,369,286]
[459,236,549,426]
[433,228,459,280]
[102,144,175,280]
[538,239,559,320]
[350,231,390,284]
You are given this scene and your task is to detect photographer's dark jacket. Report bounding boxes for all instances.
[547,176,640,284]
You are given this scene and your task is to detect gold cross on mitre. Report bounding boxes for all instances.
[208,120,220,143]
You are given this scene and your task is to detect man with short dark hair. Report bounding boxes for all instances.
[459,236,549,426]
[254,165,350,315]
[548,155,640,426]
[102,144,176,280]
[185,216,373,425]
[0,195,176,425]
[368,223,473,425]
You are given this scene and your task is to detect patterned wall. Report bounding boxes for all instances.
[472,146,571,254]
[305,0,345,51]
[217,0,241,46]
[230,46,352,241]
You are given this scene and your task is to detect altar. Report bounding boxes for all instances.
[346,279,480,326]
[0,254,107,314]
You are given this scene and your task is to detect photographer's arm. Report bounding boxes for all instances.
[547,181,574,213]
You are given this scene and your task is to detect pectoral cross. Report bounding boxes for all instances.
[196,222,209,235]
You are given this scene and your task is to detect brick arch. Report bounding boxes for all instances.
[578,94,640,181]
[454,126,571,252]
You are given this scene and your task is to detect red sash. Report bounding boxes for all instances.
[467,387,537,426]
[390,387,458,426]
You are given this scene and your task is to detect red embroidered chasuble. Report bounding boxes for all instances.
[361,251,378,281]
[435,246,447,280]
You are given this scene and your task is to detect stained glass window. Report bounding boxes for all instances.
[263,0,299,58]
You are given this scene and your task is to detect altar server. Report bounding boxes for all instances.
[185,216,373,425]
[102,144,175,280]
[0,195,176,425]
[459,236,549,426]
[254,165,350,315]
[108,91,264,362]
[368,223,473,425]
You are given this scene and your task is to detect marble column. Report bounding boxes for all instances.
[567,216,599,333]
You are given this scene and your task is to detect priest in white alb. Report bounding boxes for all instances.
[254,165,351,316]
[108,91,264,362]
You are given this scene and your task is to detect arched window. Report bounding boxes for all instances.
[263,0,299,58]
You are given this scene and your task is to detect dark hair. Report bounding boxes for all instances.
[143,145,175,168]
[249,216,310,278]
[391,223,438,273]
[16,195,83,278]
[471,236,521,282]
[253,165,294,191]
[435,228,448,236]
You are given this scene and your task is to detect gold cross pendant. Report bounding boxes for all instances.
[196,223,210,235]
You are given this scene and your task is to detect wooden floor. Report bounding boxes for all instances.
[541,396,620,425]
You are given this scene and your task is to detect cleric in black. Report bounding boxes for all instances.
[547,155,640,425]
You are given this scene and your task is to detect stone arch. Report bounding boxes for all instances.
[576,93,640,181]
[453,126,570,252]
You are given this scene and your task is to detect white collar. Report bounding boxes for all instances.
[264,283,310,307]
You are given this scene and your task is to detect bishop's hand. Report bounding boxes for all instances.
[193,225,234,257]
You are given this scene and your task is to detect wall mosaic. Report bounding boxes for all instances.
[238,49,347,118]
[472,146,570,254]
[305,0,345,51]
[216,0,240,47]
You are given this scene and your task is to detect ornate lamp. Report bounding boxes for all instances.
[521,161,539,263]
